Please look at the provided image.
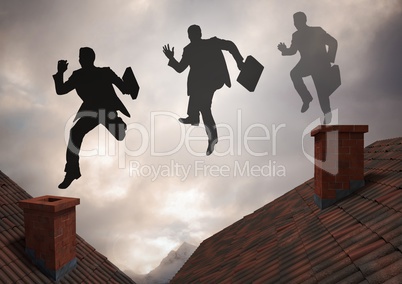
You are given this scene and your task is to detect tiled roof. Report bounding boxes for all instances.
[0,170,135,284]
[171,137,402,283]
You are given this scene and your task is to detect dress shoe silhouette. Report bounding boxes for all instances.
[58,172,81,189]
[178,117,200,126]
[301,98,312,113]
[206,139,218,156]
[323,112,332,125]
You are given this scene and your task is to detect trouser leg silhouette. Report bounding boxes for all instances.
[65,110,126,176]
[187,95,200,121]
[200,91,217,143]
[188,88,217,142]
[290,62,313,104]
[65,116,98,176]
[291,61,332,116]
[312,71,331,115]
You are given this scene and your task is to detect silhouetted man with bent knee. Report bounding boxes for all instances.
[278,12,338,124]
[163,25,244,155]
[53,47,130,189]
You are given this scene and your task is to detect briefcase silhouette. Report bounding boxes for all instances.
[326,64,341,96]
[237,55,264,92]
[123,67,140,100]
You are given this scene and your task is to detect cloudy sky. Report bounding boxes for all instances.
[1,0,401,275]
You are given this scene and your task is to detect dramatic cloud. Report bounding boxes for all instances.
[1,0,401,274]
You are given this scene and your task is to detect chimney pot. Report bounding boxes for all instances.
[18,195,80,281]
[311,125,368,209]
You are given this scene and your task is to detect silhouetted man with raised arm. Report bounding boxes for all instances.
[278,12,338,124]
[53,47,130,189]
[163,25,244,155]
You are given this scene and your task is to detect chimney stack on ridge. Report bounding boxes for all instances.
[311,125,368,209]
[18,195,80,281]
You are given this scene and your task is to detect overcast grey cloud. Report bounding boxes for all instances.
[1,0,401,274]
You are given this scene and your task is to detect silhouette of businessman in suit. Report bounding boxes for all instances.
[53,47,130,188]
[278,12,338,124]
[163,25,244,155]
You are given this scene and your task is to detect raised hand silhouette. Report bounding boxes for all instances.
[162,44,175,60]
[57,60,69,73]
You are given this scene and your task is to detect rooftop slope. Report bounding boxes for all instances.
[0,170,135,283]
[171,137,402,283]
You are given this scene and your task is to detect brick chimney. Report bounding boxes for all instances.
[311,125,368,209]
[18,195,80,281]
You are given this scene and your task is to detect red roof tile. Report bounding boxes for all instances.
[172,137,402,283]
[0,170,135,283]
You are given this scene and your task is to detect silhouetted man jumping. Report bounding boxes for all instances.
[163,25,244,155]
[53,47,130,188]
[278,12,338,124]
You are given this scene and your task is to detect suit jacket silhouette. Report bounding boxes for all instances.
[283,26,337,69]
[168,37,238,95]
[53,67,130,121]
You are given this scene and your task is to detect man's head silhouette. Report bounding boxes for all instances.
[293,12,307,31]
[79,47,96,68]
[188,25,202,43]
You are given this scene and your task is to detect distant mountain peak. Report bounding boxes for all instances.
[128,242,198,284]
